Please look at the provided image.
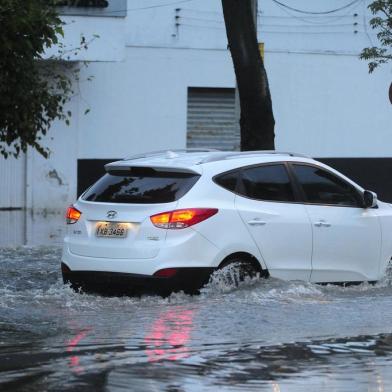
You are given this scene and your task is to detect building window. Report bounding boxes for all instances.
[187,87,239,151]
[55,0,127,17]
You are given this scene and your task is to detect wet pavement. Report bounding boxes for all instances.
[1,247,392,391]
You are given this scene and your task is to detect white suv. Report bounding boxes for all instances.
[62,150,392,295]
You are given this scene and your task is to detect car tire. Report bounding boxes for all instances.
[217,258,260,287]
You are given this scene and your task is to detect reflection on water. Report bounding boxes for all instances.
[2,247,392,391]
[271,383,281,392]
[145,306,195,362]
[66,327,91,374]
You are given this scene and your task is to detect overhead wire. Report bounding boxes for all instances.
[117,1,369,55]
[177,16,359,28]
[178,8,222,16]
[178,11,357,23]
[267,0,362,26]
[259,12,360,26]
[178,5,362,27]
[179,6,359,21]
[257,14,358,19]
[270,0,361,15]
[94,1,370,39]
[178,23,363,35]
[126,0,194,11]
[359,0,375,46]
[60,0,364,20]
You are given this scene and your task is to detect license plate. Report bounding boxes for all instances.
[96,222,128,238]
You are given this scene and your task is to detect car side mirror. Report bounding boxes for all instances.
[363,190,378,208]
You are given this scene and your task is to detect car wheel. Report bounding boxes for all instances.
[217,259,260,287]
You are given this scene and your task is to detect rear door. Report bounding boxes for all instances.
[289,163,381,282]
[234,163,312,281]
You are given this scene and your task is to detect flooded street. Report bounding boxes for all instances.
[1,247,392,391]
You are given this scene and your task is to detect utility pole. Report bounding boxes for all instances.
[234,0,258,151]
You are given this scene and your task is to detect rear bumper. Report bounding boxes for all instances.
[61,263,215,296]
[62,227,221,276]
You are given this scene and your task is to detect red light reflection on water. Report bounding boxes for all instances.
[145,306,195,362]
[66,327,91,373]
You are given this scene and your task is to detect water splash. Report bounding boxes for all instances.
[2,246,392,309]
[202,262,262,293]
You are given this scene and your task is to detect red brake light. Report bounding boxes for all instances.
[150,208,218,229]
[66,206,81,224]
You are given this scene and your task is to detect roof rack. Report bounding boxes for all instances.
[121,149,310,165]
[199,150,311,164]
[123,148,220,161]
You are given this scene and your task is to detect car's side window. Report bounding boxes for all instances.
[238,164,295,202]
[214,170,239,192]
[292,164,362,207]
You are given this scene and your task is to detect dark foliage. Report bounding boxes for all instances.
[0,0,80,158]
[360,0,392,72]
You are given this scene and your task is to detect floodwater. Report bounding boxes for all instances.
[1,247,392,391]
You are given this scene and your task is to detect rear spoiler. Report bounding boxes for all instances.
[104,163,201,176]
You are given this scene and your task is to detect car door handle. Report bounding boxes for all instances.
[314,220,331,228]
[247,219,266,226]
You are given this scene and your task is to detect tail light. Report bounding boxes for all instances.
[154,268,178,278]
[66,206,82,224]
[150,208,218,229]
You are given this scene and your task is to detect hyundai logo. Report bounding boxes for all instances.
[107,210,117,219]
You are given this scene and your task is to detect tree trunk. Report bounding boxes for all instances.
[222,0,275,150]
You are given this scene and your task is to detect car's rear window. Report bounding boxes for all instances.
[82,168,200,204]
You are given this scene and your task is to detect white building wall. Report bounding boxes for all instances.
[25,86,79,245]
[44,15,126,62]
[71,0,391,159]
[77,47,234,159]
[1,0,391,246]
[269,51,391,157]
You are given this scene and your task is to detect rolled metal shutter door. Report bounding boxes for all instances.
[0,155,26,245]
[187,87,239,151]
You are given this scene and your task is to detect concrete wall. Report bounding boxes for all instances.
[1,0,391,246]
[77,47,234,159]
[269,51,391,157]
